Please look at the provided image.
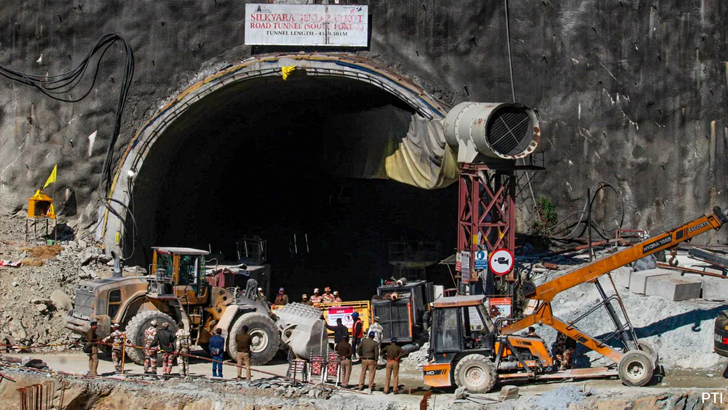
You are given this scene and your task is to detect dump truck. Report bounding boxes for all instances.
[372,279,434,345]
[65,247,325,365]
[424,206,728,392]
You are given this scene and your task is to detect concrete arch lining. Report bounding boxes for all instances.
[100,53,455,255]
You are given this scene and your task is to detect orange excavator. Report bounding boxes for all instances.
[423,206,728,392]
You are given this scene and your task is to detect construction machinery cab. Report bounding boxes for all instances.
[149,247,208,302]
[429,296,496,355]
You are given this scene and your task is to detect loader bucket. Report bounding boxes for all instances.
[274,302,327,360]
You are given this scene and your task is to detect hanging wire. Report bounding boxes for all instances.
[549,181,625,241]
[0,33,135,194]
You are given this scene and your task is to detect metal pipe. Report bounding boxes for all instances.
[504,0,516,103]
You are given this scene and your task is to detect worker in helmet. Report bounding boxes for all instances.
[274,287,289,305]
[301,294,313,306]
[102,323,128,374]
[310,288,323,304]
[322,287,335,303]
[143,320,159,374]
[257,287,266,302]
[332,290,342,303]
[351,312,364,361]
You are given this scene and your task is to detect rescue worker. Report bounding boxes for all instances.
[310,288,323,304]
[151,322,176,376]
[236,325,253,381]
[322,287,335,303]
[274,287,289,305]
[382,337,408,394]
[143,320,159,374]
[367,316,384,345]
[175,323,191,377]
[336,335,353,388]
[324,317,349,344]
[350,312,364,360]
[301,294,313,305]
[257,287,266,302]
[356,332,379,392]
[526,326,542,339]
[102,323,127,374]
[553,331,576,370]
[332,291,342,303]
[86,321,100,376]
[209,328,225,378]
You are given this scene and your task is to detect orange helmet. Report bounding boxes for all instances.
[324,287,331,292]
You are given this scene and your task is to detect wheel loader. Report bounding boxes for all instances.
[424,206,728,392]
[65,247,325,365]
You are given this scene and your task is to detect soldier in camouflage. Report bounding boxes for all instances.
[143,320,159,374]
[175,324,191,377]
[102,323,127,373]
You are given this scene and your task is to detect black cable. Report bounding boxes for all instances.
[0,33,134,194]
[104,197,138,261]
[549,182,625,241]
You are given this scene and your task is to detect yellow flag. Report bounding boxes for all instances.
[43,165,57,188]
[281,66,296,81]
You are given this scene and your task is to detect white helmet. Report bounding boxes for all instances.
[151,320,158,327]
[313,288,320,293]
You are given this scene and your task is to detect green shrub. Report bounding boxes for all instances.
[533,196,557,236]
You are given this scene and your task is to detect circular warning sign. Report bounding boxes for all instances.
[489,248,514,276]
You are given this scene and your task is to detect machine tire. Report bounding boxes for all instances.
[638,341,659,366]
[454,354,497,393]
[227,312,280,366]
[124,310,178,365]
[618,350,654,387]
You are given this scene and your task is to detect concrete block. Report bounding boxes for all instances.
[629,268,672,294]
[694,276,728,301]
[612,266,633,289]
[645,274,702,301]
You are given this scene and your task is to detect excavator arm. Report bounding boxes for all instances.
[501,206,728,356]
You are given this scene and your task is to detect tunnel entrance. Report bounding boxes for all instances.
[112,56,459,300]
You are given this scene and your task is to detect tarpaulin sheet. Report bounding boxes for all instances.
[321,106,458,189]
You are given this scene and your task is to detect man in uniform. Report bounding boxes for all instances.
[322,287,335,303]
[382,338,408,394]
[236,325,253,381]
[336,335,353,388]
[332,291,342,302]
[102,323,127,374]
[367,316,384,345]
[86,321,100,376]
[274,287,289,305]
[151,322,177,376]
[143,320,159,374]
[310,288,323,304]
[357,332,379,392]
[301,294,312,305]
[175,323,191,377]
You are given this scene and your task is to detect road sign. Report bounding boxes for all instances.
[489,248,514,276]
[474,250,488,270]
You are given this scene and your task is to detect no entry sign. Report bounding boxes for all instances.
[489,248,514,276]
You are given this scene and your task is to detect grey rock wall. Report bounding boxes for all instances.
[1,0,726,242]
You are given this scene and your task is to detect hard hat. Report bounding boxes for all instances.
[279,287,285,292]
[313,288,320,293]
[391,337,398,343]
[302,294,308,298]
[258,287,262,291]
[324,287,331,292]
[111,323,119,328]
[151,320,158,326]
[368,331,375,338]
[90,321,98,326]
[162,322,169,328]
[351,312,359,318]
[374,316,380,321]
[333,290,339,295]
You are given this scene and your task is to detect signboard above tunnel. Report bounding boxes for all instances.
[244,4,368,47]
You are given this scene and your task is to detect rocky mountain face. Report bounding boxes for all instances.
[1,0,726,242]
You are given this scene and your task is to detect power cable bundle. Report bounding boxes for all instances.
[550,181,625,242]
[0,33,134,193]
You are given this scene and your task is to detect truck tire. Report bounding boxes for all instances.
[124,311,178,365]
[454,354,497,393]
[618,350,654,387]
[227,312,280,365]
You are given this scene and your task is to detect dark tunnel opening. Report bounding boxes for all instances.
[128,75,458,300]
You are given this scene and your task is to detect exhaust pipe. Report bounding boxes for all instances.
[444,102,540,163]
[111,251,122,278]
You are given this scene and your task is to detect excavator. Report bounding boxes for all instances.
[423,206,728,392]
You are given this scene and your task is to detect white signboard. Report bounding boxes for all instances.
[245,4,368,47]
[461,251,471,284]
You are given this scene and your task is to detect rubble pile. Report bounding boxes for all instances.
[0,212,145,350]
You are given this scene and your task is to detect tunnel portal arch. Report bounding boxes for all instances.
[100,53,453,257]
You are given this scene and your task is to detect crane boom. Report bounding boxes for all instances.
[500,206,728,362]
